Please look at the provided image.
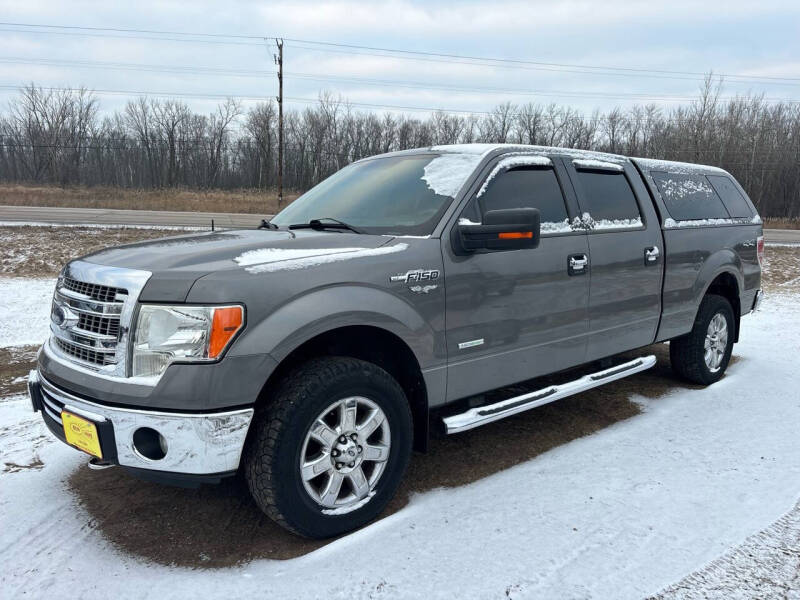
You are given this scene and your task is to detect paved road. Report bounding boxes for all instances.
[764,228,800,244]
[0,205,798,243]
[0,205,266,228]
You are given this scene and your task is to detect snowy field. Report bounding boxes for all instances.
[1,252,799,598]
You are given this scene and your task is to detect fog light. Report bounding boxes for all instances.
[132,427,168,461]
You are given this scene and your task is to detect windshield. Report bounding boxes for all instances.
[271,154,471,236]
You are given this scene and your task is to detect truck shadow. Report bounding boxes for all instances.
[67,343,741,568]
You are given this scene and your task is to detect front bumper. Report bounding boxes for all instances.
[29,369,254,476]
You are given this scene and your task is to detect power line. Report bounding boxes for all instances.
[286,43,799,88]
[0,27,265,47]
[0,22,264,40]
[7,56,798,102]
[2,22,799,85]
[281,39,800,84]
[1,83,797,126]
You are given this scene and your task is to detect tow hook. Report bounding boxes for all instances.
[87,457,115,470]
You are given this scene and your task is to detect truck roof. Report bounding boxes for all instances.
[367,143,728,177]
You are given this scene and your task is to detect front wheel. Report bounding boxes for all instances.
[670,294,735,385]
[244,356,412,538]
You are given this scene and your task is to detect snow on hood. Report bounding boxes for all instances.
[234,243,408,274]
[421,153,484,198]
[477,154,552,197]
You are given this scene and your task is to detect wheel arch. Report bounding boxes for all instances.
[701,269,742,343]
[257,324,430,452]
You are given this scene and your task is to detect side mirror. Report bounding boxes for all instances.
[454,208,541,254]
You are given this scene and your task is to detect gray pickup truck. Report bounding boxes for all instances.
[29,143,764,538]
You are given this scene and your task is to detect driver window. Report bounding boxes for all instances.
[465,167,569,226]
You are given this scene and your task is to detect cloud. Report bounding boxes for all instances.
[0,0,797,116]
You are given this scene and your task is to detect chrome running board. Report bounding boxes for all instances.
[443,355,657,434]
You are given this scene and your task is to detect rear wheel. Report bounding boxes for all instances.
[244,356,412,538]
[670,294,735,385]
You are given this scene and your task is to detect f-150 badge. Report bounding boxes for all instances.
[390,269,440,293]
[390,269,440,283]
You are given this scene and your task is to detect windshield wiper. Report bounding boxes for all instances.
[258,219,279,230]
[288,217,363,234]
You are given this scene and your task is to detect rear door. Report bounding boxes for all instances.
[442,154,591,401]
[563,158,664,360]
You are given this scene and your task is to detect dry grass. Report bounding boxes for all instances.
[0,225,171,277]
[764,218,800,230]
[0,346,38,397]
[762,246,800,294]
[0,184,300,215]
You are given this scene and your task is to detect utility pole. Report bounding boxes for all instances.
[274,38,284,210]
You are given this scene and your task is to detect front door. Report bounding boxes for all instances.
[443,155,591,401]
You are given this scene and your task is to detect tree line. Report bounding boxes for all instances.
[0,81,798,217]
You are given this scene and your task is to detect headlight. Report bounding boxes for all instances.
[132,305,244,378]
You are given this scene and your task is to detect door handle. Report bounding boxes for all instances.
[644,246,660,266]
[568,254,589,276]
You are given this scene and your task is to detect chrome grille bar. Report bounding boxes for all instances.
[48,260,152,377]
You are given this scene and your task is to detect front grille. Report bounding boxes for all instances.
[52,274,128,368]
[63,276,126,303]
[49,261,150,377]
[77,313,120,337]
[55,338,117,366]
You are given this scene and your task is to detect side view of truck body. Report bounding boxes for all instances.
[29,143,763,537]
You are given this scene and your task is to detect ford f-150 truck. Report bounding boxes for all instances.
[28,143,764,538]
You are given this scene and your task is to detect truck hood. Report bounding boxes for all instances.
[81,229,392,302]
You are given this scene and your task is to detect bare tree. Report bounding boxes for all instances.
[1,82,799,218]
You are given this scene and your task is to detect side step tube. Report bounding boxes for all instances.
[443,355,657,434]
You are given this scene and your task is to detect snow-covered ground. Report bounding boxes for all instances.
[1,284,799,597]
[0,277,55,347]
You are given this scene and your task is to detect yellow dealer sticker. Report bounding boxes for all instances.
[62,411,103,459]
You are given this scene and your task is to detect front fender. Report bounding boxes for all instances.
[229,284,439,369]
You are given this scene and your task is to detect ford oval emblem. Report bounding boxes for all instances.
[51,301,78,330]
[52,304,67,327]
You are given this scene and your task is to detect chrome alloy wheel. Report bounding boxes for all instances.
[300,396,391,512]
[704,312,729,373]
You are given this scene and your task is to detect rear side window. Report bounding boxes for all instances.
[706,175,753,218]
[478,167,569,224]
[573,170,642,224]
[650,172,730,221]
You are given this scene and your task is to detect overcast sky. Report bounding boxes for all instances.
[0,0,798,119]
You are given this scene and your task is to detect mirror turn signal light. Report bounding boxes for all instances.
[498,231,533,239]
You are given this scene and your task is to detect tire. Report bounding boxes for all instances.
[670,294,735,385]
[244,356,413,538]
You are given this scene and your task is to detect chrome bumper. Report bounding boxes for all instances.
[30,370,254,475]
